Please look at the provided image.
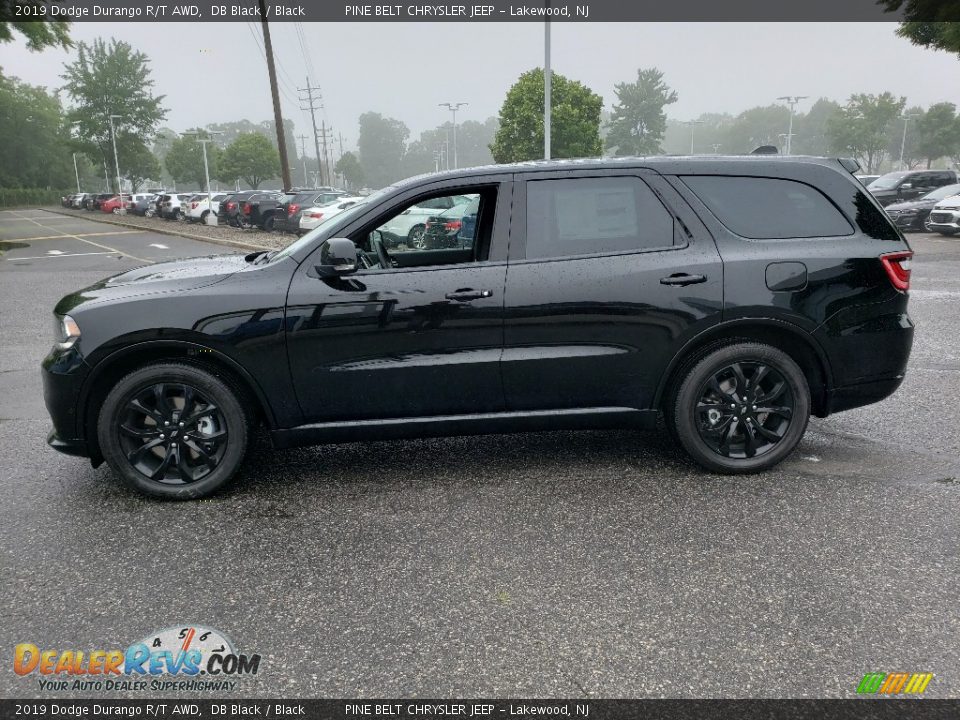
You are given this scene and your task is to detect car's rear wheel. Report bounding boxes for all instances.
[408,225,426,249]
[262,215,275,232]
[668,342,810,474]
[97,363,252,499]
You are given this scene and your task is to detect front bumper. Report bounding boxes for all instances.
[927,208,960,232]
[42,344,92,459]
[886,211,925,230]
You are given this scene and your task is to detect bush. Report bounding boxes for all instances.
[0,188,72,208]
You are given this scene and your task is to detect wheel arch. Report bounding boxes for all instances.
[79,341,277,463]
[656,319,833,418]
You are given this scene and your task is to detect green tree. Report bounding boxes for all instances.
[880,1,960,55]
[117,134,161,192]
[491,68,603,163]
[605,67,678,156]
[827,92,906,173]
[61,37,167,192]
[358,112,409,188]
[0,1,71,50]
[793,98,842,156]
[164,131,221,189]
[218,132,279,189]
[334,151,364,190]
[913,102,960,167]
[0,72,73,188]
[721,105,791,154]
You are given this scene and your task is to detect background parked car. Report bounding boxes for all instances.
[185,193,228,223]
[99,195,124,214]
[126,193,157,216]
[71,193,92,209]
[242,191,290,231]
[378,194,473,247]
[217,191,259,227]
[885,183,960,231]
[86,193,114,211]
[275,190,347,233]
[298,196,366,234]
[421,196,480,249]
[159,193,196,220]
[867,169,960,206]
[855,174,880,186]
[927,194,960,236]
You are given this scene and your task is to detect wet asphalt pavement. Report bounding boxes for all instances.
[0,208,958,699]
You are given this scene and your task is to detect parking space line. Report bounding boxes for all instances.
[9,251,116,261]
[5,214,153,263]
[0,231,143,242]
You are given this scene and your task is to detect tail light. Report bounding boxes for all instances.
[305,211,324,220]
[287,204,300,216]
[242,203,251,215]
[191,202,199,209]
[443,220,462,232]
[880,251,913,291]
[226,202,236,211]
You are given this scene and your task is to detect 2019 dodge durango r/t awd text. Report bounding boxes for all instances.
[43,157,914,499]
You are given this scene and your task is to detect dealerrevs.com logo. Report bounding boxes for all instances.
[14,626,261,692]
[856,672,934,695]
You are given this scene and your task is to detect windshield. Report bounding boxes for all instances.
[868,172,907,190]
[268,188,391,264]
[924,184,960,201]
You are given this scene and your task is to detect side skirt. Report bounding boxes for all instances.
[271,407,658,449]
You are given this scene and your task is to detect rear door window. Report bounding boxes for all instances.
[681,175,853,239]
[525,176,674,259]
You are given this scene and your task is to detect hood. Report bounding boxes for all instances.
[934,197,960,210]
[886,198,933,211]
[54,253,250,315]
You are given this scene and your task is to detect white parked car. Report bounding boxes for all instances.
[927,194,960,236]
[185,193,228,222]
[298,196,366,234]
[159,193,196,220]
[377,194,472,247]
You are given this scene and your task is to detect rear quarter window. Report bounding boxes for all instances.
[681,175,853,239]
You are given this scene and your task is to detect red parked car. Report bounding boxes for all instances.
[99,196,123,214]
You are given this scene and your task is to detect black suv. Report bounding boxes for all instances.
[867,169,959,206]
[43,157,914,499]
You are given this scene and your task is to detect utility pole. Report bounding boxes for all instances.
[685,120,704,155]
[297,133,309,187]
[776,95,808,155]
[258,0,292,191]
[320,120,333,186]
[182,130,223,225]
[299,76,325,187]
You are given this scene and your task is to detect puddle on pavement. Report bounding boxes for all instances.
[0,241,29,254]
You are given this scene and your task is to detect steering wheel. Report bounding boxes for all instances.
[374,235,392,270]
[357,251,373,270]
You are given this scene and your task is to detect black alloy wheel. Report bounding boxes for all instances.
[669,342,810,474]
[118,382,228,484]
[694,362,793,460]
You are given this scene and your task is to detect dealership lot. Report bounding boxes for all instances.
[0,208,958,697]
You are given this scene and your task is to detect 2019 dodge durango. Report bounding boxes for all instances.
[43,156,914,499]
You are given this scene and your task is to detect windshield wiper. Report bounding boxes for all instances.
[253,250,279,265]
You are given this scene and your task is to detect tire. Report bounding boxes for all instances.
[408,225,426,249]
[668,342,810,474]
[262,215,275,232]
[97,362,252,500]
[937,229,957,237]
[200,210,209,222]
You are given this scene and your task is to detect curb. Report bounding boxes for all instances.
[42,208,277,253]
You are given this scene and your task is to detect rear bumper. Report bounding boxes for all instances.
[825,377,905,415]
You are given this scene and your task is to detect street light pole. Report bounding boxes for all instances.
[899,114,919,171]
[776,96,807,155]
[685,120,704,154]
[108,114,125,214]
[544,5,551,160]
[183,130,224,225]
[439,102,468,170]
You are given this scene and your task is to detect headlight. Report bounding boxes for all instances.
[54,314,81,349]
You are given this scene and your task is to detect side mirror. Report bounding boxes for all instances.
[317,238,358,276]
[900,183,912,190]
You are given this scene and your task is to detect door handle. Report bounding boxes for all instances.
[445,289,492,301]
[660,273,707,287]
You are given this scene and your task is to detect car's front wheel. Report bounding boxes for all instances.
[408,225,426,249]
[97,363,252,499]
[668,342,810,474]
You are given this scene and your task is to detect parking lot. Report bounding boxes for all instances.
[0,207,958,698]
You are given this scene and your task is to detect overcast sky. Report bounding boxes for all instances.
[3,21,958,156]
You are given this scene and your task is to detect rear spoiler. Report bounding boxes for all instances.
[838,157,862,174]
